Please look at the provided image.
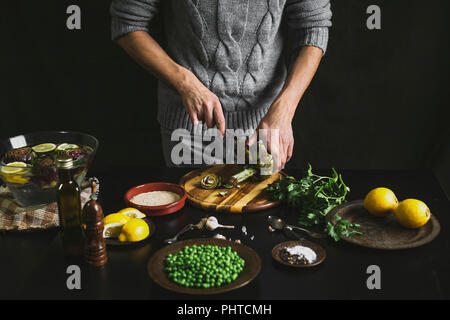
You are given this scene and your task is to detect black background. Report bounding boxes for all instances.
[1,0,449,197]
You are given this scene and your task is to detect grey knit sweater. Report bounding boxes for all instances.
[110,0,332,131]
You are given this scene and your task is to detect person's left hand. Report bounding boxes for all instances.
[248,98,295,172]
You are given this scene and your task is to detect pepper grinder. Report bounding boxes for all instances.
[83,178,108,267]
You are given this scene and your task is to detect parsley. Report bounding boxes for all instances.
[266,164,361,241]
[325,215,361,242]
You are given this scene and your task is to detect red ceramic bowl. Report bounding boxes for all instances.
[124,182,187,216]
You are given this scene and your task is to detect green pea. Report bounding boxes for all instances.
[165,244,244,288]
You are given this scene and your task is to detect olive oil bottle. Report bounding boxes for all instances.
[56,157,84,259]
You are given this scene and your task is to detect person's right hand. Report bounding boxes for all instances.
[176,69,225,135]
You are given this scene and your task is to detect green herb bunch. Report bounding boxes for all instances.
[266,164,361,241]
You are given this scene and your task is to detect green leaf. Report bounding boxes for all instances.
[266,165,361,241]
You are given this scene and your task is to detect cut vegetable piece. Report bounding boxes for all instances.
[3,147,37,163]
[31,157,58,188]
[117,207,146,219]
[104,213,131,225]
[32,143,56,153]
[56,143,79,151]
[228,167,257,186]
[1,161,28,174]
[103,222,124,238]
[201,174,222,189]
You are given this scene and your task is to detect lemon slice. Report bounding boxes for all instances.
[118,207,146,219]
[56,143,79,151]
[32,143,56,153]
[104,213,131,226]
[1,161,28,174]
[103,222,124,239]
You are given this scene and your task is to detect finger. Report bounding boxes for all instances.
[281,151,287,170]
[262,130,274,169]
[187,107,199,126]
[204,104,214,128]
[195,105,204,122]
[213,103,226,136]
[286,139,294,162]
[270,137,281,172]
[282,137,289,166]
[247,129,258,147]
[276,149,282,172]
[268,131,282,172]
[279,137,286,171]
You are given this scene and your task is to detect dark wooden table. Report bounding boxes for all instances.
[1,168,449,299]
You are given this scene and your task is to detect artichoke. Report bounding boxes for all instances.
[228,167,257,187]
[59,147,87,161]
[246,141,273,174]
[3,147,37,164]
[59,148,88,177]
[31,157,58,188]
[227,141,274,186]
[201,174,222,190]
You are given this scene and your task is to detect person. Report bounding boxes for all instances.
[110,0,332,171]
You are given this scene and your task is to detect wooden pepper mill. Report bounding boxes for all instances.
[83,178,108,267]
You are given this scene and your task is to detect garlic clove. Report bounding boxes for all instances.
[205,216,235,231]
[218,224,234,229]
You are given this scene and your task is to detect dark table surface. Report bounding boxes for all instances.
[1,167,449,300]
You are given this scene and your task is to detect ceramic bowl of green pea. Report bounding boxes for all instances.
[147,238,261,295]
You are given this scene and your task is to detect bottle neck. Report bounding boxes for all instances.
[58,168,74,183]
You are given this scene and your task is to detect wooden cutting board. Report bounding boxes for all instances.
[179,164,282,213]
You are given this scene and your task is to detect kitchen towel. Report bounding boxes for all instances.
[0,186,91,231]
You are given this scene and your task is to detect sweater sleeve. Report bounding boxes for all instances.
[110,0,160,41]
[284,0,332,55]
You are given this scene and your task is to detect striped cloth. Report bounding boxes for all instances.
[0,186,91,231]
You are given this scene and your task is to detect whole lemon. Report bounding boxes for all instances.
[363,187,398,217]
[119,218,149,242]
[394,199,431,228]
[104,213,131,226]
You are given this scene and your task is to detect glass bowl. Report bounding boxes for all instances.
[0,131,98,207]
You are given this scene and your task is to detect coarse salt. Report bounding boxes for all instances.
[285,245,317,263]
[130,191,180,206]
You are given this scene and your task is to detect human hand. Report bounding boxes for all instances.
[248,98,294,172]
[175,69,225,135]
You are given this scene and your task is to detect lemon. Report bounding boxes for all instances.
[1,161,28,174]
[363,187,398,217]
[117,207,146,219]
[118,218,149,242]
[56,143,79,151]
[394,199,431,229]
[103,222,124,238]
[103,213,131,226]
[0,162,29,184]
[1,174,29,184]
[32,143,56,153]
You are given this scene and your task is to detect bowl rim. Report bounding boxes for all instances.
[124,182,187,210]
[1,130,99,150]
[0,130,99,168]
